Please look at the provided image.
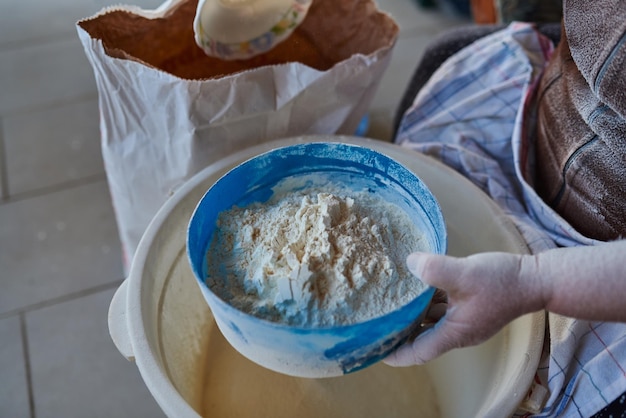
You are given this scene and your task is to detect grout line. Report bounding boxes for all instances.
[0,279,125,321]
[20,313,36,418]
[0,117,9,201]
[1,173,108,205]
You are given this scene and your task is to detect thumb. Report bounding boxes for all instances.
[384,319,459,366]
[406,252,460,291]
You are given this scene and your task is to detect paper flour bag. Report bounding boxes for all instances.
[77,0,398,269]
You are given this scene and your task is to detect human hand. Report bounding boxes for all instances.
[385,251,544,366]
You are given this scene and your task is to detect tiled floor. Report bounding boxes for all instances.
[0,1,468,416]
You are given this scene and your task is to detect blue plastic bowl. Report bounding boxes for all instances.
[187,142,447,377]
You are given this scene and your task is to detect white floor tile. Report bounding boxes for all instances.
[367,35,438,138]
[0,180,124,315]
[0,316,30,418]
[0,37,96,115]
[3,97,104,196]
[0,0,166,48]
[26,288,166,418]
[366,1,467,142]
[376,0,464,34]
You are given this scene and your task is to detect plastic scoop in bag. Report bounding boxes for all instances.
[193,0,313,60]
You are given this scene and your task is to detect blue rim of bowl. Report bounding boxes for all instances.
[186,142,447,333]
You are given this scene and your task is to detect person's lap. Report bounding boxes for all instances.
[393,22,625,418]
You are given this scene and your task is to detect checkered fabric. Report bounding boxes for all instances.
[395,23,626,417]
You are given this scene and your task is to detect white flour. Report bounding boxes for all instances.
[206,183,429,327]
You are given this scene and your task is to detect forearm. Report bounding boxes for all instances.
[522,239,626,322]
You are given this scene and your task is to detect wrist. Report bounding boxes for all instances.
[517,254,550,314]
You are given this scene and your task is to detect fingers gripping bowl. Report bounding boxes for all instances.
[186,142,447,378]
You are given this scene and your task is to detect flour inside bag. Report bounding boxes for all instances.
[76,0,398,270]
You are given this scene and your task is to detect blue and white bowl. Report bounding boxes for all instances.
[187,142,447,377]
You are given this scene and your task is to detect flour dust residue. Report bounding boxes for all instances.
[206,181,430,327]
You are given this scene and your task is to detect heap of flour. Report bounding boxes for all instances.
[206,183,429,327]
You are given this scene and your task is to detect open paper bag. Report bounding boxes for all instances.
[77,0,398,268]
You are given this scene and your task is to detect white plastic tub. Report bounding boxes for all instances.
[108,135,545,418]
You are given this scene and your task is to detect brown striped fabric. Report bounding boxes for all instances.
[533,0,626,241]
